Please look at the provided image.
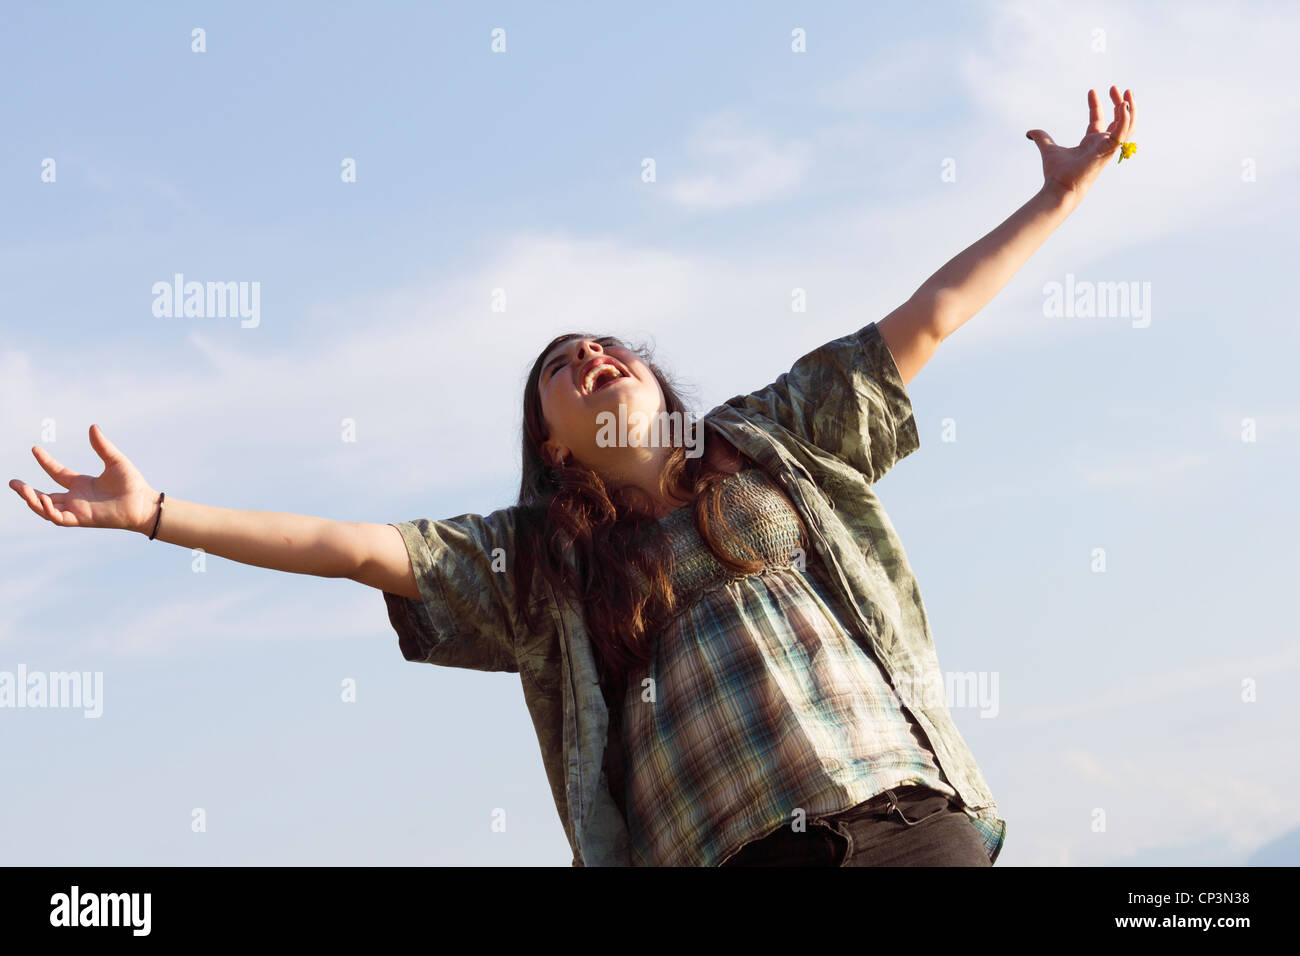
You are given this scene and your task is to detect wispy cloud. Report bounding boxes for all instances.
[84,584,383,656]
[0,565,69,643]
[1074,448,1211,490]
[1055,747,1299,866]
[956,0,1300,239]
[142,177,198,215]
[665,111,813,210]
[795,0,1300,358]
[1001,645,1300,730]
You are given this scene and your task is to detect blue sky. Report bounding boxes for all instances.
[2,0,1298,866]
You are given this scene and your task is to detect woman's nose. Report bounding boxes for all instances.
[576,339,603,359]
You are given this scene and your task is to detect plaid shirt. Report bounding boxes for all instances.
[382,320,1006,865]
[611,468,1001,866]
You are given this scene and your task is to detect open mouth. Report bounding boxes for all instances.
[583,363,629,395]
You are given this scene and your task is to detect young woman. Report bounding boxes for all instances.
[11,87,1137,867]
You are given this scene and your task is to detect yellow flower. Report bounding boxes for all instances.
[1117,142,1137,164]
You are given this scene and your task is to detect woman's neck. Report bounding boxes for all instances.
[587,434,743,522]
[620,435,749,520]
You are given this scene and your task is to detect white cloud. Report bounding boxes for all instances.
[665,111,813,210]
[1002,645,1300,730]
[797,0,1300,357]
[1054,748,1298,866]
[0,565,68,643]
[989,648,1300,864]
[83,583,383,656]
[2,232,800,515]
[1074,448,1211,490]
[955,0,1300,243]
[142,177,198,216]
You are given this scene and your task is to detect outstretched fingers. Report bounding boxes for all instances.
[88,423,123,469]
[1109,85,1128,140]
[46,493,78,525]
[32,445,78,489]
[1087,88,1105,134]
[1026,129,1057,149]
[38,492,67,525]
[11,481,63,525]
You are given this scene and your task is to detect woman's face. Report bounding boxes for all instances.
[537,336,668,470]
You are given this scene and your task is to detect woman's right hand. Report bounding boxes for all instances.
[9,424,159,533]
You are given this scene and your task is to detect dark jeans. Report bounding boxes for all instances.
[719,785,992,867]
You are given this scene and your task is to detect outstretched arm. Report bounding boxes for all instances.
[9,424,421,600]
[877,85,1138,386]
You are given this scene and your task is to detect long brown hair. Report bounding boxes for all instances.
[512,332,791,694]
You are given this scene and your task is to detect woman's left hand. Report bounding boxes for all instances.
[1027,86,1136,200]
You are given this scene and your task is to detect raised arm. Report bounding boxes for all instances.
[877,86,1137,386]
[9,424,420,599]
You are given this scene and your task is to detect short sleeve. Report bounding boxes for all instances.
[725,320,920,484]
[381,507,521,673]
